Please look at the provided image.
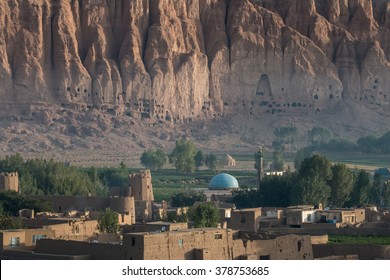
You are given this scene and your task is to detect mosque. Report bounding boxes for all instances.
[208,173,239,190]
[196,173,240,201]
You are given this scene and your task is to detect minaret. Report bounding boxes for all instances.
[257,146,264,189]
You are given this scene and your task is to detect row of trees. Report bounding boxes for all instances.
[306,127,390,154]
[0,155,108,196]
[273,124,390,155]
[140,139,219,173]
[234,154,390,208]
[0,191,52,230]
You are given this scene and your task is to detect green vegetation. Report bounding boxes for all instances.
[329,235,390,245]
[170,190,207,207]
[233,173,296,208]
[302,129,390,155]
[0,208,23,230]
[0,154,108,196]
[166,211,188,223]
[272,150,285,171]
[194,151,205,170]
[328,164,354,207]
[273,125,298,151]
[234,154,390,208]
[308,126,332,147]
[357,132,390,154]
[0,191,52,216]
[150,168,257,201]
[291,155,332,205]
[150,169,213,201]
[140,149,167,170]
[348,170,371,207]
[190,202,219,228]
[0,191,51,230]
[169,139,197,173]
[98,208,119,233]
[205,153,219,171]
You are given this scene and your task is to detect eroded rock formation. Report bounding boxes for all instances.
[0,0,389,121]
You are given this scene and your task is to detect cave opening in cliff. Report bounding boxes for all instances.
[256,74,272,97]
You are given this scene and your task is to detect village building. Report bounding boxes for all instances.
[2,168,389,260]
[0,228,55,250]
[365,206,390,223]
[285,205,365,227]
[31,229,313,260]
[264,171,285,176]
[259,208,285,228]
[229,208,262,232]
[30,169,158,226]
[286,206,317,226]
[0,218,99,251]
[225,154,236,167]
[315,208,365,225]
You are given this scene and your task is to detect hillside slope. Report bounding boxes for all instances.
[0,0,390,159]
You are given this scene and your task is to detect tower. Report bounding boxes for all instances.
[129,170,155,222]
[0,172,19,193]
[257,146,264,189]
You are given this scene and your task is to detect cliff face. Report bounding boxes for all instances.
[1,0,389,121]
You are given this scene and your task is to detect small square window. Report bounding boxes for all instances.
[178,239,183,247]
[214,234,223,240]
[10,237,20,247]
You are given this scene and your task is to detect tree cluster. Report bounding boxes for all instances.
[305,127,390,154]
[170,190,207,207]
[140,149,167,170]
[0,155,108,196]
[233,154,390,208]
[357,132,390,154]
[169,140,220,172]
[0,191,52,216]
[0,210,22,230]
[190,202,219,228]
[97,208,119,233]
[140,139,220,174]
[0,191,51,230]
[273,125,298,151]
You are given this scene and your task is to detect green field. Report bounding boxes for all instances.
[328,235,390,245]
[144,151,390,201]
[149,168,257,201]
[82,151,390,201]
[324,153,390,169]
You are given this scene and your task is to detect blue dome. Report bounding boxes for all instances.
[209,173,239,190]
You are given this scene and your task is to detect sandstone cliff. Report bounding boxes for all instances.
[0,0,389,122]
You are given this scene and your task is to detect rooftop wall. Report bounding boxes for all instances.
[35,239,124,260]
[313,244,390,260]
[32,195,109,213]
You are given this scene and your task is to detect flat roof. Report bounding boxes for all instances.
[125,228,232,236]
[145,222,187,226]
